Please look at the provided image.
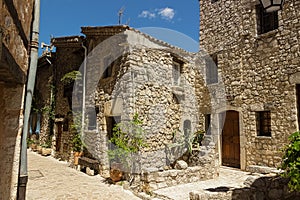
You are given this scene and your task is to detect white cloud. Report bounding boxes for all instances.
[138,10,156,19]
[158,7,175,20]
[138,7,175,21]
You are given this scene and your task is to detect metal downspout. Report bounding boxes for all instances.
[17,0,40,199]
[81,43,87,141]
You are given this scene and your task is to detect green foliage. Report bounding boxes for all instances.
[108,114,147,167]
[280,131,300,192]
[70,112,84,152]
[72,132,83,152]
[169,129,205,153]
[61,70,82,85]
[41,139,52,148]
[27,138,35,146]
[193,130,205,147]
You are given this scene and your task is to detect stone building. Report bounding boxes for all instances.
[199,0,300,171]
[0,0,34,198]
[35,26,219,179]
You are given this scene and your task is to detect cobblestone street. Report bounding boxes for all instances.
[26,150,141,200]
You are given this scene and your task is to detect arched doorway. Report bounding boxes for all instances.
[221,110,240,168]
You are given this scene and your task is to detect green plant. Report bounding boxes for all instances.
[61,70,82,85]
[108,113,147,169]
[72,132,83,152]
[169,129,205,153]
[192,130,205,147]
[27,138,35,146]
[280,131,300,192]
[70,112,84,152]
[41,139,52,148]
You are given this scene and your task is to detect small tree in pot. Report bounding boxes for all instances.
[108,113,147,182]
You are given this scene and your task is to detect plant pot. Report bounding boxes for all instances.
[30,144,37,151]
[110,162,123,182]
[73,151,83,165]
[37,145,42,154]
[41,147,52,156]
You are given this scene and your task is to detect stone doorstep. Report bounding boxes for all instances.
[247,165,281,174]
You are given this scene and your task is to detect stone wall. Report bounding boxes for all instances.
[0,83,25,199]
[35,55,54,145]
[91,45,207,171]
[51,36,84,161]
[133,143,219,193]
[0,0,34,199]
[199,0,300,169]
[190,175,300,200]
[1,0,33,73]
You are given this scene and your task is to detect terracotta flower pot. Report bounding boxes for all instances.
[37,145,42,154]
[110,162,123,182]
[30,144,37,151]
[73,151,83,165]
[41,147,52,156]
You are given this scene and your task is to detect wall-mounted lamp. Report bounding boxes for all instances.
[259,0,285,13]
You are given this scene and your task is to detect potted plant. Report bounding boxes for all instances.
[108,113,147,182]
[72,132,84,165]
[192,130,205,148]
[27,138,36,150]
[70,112,84,165]
[41,140,52,156]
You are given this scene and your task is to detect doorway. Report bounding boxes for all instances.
[221,110,240,168]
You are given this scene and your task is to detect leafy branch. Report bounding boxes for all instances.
[280,131,300,192]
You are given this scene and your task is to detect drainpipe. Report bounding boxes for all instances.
[81,43,87,142]
[17,0,40,199]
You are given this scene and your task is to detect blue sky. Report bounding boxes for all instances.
[40,0,200,53]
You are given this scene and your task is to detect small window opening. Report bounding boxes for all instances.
[256,111,271,137]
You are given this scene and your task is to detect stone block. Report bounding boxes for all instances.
[86,167,95,176]
[175,160,188,170]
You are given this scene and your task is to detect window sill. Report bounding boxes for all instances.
[206,82,219,86]
[256,29,278,39]
[172,85,184,95]
[255,136,272,139]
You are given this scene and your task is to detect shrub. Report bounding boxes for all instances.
[108,113,147,169]
[280,131,300,192]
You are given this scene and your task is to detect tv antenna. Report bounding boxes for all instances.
[118,7,125,25]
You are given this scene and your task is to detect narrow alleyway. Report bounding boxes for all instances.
[26,150,141,200]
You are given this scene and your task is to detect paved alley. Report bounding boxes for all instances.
[26,151,141,200]
[27,150,284,200]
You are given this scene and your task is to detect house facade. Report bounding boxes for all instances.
[0,0,34,198]
[200,0,300,171]
[35,26,219,176]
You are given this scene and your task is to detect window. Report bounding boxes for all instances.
[172,61,181,86]
[206,54,218,84]
[87,107,98,130]
[211,0,219,3]
[103,55,114,78]
[183,120,192,137]
[297,85,300,129]
[256,111,271,137]
[205,114,211,135]
[107,116,121,141]
[256,4,279,35]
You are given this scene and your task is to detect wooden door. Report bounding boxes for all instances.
[221,111,240,168]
